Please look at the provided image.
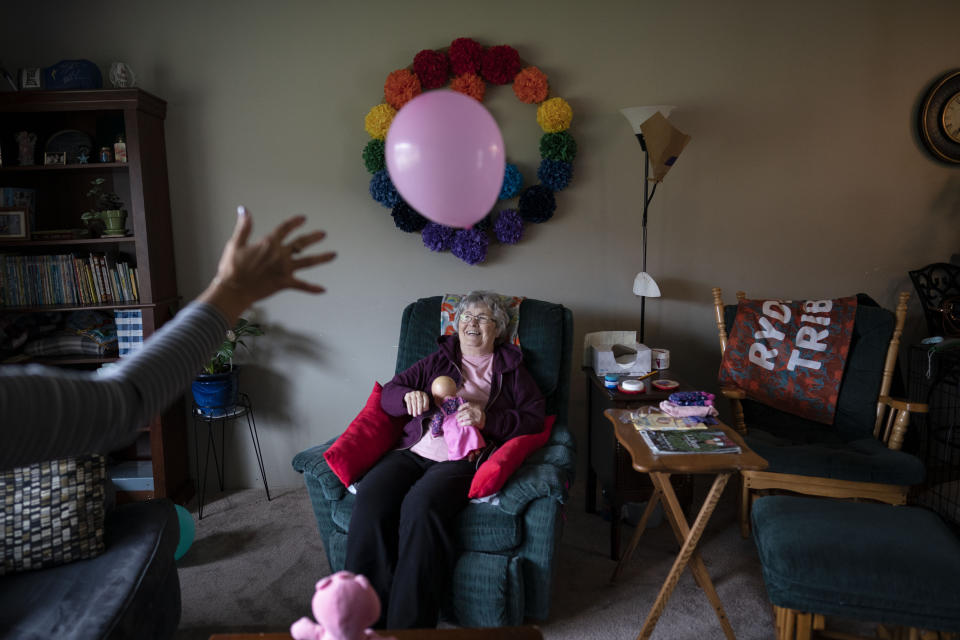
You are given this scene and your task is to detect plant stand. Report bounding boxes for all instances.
[191,393,271,519]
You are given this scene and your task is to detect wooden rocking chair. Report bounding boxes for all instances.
[712,288,929,537]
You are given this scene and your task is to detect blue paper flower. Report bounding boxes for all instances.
[391,201,428,232]
[369,170,400,208]
[499,163,523,199]
[494,209,524,244]
[451,228,489,265]
[518,185,556,223]
[537,159,573,191]
[422,223,455,252]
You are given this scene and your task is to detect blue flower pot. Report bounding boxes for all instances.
[191,368,239,417]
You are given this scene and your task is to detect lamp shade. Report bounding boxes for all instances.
[633,272,661,297]
[620,105,675,134]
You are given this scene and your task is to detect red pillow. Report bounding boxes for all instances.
[468,415,556,499]
[323,382,406,488]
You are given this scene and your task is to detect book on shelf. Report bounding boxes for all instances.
[0,251,139,307]
[639,429,742,455]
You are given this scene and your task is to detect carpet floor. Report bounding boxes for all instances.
[174,476,792,640]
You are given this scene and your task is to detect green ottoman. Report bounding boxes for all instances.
[752,495,960,639]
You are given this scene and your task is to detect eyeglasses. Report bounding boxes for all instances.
[460,313,492,325]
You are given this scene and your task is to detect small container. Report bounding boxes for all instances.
[653,348,670,370]
[114,135,127,163]
[603,374,618,390]
[100,146,112,163]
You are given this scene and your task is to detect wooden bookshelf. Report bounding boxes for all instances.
[0,89,192,504]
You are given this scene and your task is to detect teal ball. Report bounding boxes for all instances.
[174,504,195,561]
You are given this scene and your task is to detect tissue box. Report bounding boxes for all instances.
[588,341,652,376]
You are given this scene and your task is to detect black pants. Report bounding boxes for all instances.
[344,449,476,629]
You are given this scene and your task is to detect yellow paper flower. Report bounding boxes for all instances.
[536,97,572,133]
[364,103,396,140]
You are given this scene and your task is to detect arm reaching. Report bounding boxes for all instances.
[0,206,336,471]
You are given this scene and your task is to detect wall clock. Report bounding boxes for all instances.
[919,70,960,164]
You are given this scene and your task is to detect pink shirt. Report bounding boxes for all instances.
[411,353,493,461]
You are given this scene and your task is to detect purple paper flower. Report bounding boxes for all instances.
[499,163,523,199]
[422,223,455,252]
[369,169,400,208]
[518,184,556,223]
[494,209,524,244]
[451,228,489,265]
[391,201,428,232]
[537,159,573,191]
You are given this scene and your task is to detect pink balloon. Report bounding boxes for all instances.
[386,90,505,228]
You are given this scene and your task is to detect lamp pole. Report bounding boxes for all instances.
[637,133,657,345]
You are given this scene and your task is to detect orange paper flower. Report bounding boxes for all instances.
[451,72,486,102]
[513,66,548,104]
[384,69,421,110]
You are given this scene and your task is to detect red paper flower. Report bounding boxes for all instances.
[451,73,486,102]
[449,37,484,75]
[384,69,421,110]
[513,66,549,104]
[480,45,521,85]
[413,49,449,90]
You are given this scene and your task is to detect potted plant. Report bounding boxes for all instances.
[81,177,128,237]
[191,317,264,417]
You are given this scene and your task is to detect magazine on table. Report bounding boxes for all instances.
[639,428,741,455]
[630,413,708,431]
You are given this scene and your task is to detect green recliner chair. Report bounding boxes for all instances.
[292,296,576,627]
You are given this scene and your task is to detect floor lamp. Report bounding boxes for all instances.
[619,105,690,344]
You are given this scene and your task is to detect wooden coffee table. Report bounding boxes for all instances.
[604,409,768,640]
[209,626,542,640]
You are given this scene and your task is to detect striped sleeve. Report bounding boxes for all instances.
[0,301,229,470]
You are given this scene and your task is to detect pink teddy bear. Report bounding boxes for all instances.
[290,571,395,640]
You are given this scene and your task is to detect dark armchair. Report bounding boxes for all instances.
[293,296,576,627]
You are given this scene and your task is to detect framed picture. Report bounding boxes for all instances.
[43,151,67,166]
[0,207,28,240]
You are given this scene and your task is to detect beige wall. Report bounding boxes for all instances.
[4,0,959,489]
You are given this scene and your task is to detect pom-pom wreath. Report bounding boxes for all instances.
[369,170,400,208]
[513,66,549,104]
[364,39,578,265]
[518,185,556,223]
[537,159,573,192]
[384,69,421,110]
[480,45,521,85]
[391,201,429,232]
[494,209,524,244]
[449,37,484,75]
[499,163,523,199]
[451,228,489,265]
[536,97,573,133]
[450,72,486,101]
[539,131,577,162]
[364,103,396,140]
[413,49,449,90]
[362,139,385,174]
[422,223,456,252]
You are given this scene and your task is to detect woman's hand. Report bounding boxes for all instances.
[403,390,431,417]
[457,402,486,430]
[199,206,336,324]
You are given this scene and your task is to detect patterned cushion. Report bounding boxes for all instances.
[0,455,106,575]
[439,293,524,347]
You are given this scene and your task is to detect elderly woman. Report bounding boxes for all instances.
[344,291,546,629]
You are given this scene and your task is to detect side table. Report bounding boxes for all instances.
[192,392,271,519]
[605,408,768,640]
[584,366,693,560]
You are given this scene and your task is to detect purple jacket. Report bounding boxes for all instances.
[381,335,546,452]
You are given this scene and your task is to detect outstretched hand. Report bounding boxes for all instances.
[199,205,336,323]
